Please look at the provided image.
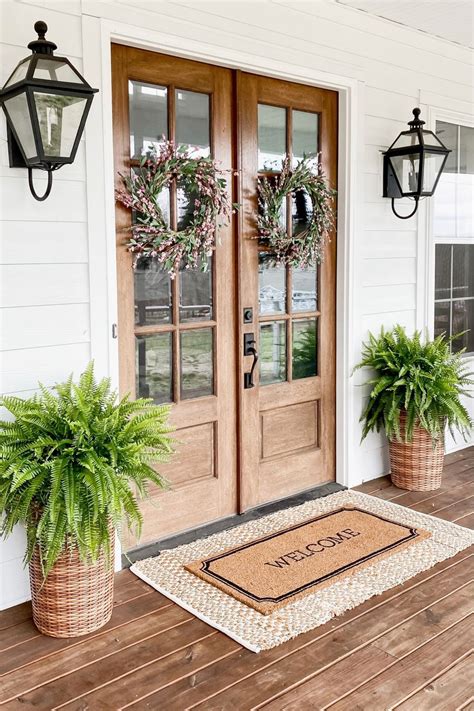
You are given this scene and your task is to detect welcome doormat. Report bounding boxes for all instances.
[184,507,431,614]
[131,491,474,652]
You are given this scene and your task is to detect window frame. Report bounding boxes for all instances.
[427,107,474,357]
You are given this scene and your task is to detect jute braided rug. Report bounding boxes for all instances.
[131,490,474,652]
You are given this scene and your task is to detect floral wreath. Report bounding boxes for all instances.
[257,155,337,268]
[115,139,232,276]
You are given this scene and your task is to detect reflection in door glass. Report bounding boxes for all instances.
[129,81,167,158]
[292,319,317,379]
[134,257,171,326]
[292,110,318,168]
[177,187,199,231]
[258,252,286,315]
[292,265,317,312]
[135,333,172,403]
[180,259,213,322]
[258,104,286,171]
[176,89,210,157]
[180,328,214,399]
[259,321,286,384]
[291,189,313,238]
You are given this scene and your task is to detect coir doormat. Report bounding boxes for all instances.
[131,491,474,652]
[184,506,430,614]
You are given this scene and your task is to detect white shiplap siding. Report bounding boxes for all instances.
[0,0,472,609]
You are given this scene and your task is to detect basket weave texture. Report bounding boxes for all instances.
[389,413,444,492]
[29,536,115,638]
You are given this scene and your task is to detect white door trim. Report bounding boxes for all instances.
[81,14,361,498]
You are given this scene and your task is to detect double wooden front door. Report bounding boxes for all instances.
[112,45,337,548]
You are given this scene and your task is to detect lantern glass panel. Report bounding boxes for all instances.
[421,130,445,148]
[33,58,83,84]
[389,153,420,194]
[3,92,37,159]
[4,58,30,88]
[34,91,88,158]
[422,151,446,194]
[391,131,421,150]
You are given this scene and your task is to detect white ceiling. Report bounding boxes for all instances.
[335,0,474,49]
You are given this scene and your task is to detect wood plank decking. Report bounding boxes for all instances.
[1,450,473,710]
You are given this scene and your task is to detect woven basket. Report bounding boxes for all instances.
[29,536,115,638]
[389,413,444,491]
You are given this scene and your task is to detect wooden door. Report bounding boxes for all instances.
[112,45,237,547]
[237,72,337,510]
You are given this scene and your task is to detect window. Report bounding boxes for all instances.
[434,120,474,353]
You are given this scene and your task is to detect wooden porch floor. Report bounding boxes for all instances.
[1,451,474,710]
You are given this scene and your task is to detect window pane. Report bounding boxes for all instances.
[259,321,286,385]
[134,257,171,326]
[175,89,210,158]
[180,260,212,322]
[258,104,286,171]
[180,328,213,399]
[135,333,172,404]
[129,81,167,158]
[292,189,313,238]
[292,266,317,311]
[460,126,474,175]
[453,245,474,299]
[436,121,458,173]
[293,318,317,379]
[435,244,451,301]
[292,110,318,168]
[259,252,286,315]
[452,300,474,353]
[434,301,451,340]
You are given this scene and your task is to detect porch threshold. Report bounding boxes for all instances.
[123,481,345,567]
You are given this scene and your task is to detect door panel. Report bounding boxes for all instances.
[112,45,237,547]
[238,72,337,510]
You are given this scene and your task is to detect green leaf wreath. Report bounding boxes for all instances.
[0,363,173,577]
[258,155,337,268]
[115,139,233,277]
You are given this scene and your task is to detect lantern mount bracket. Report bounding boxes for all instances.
[391,196,419,220]
[28,167,54,202]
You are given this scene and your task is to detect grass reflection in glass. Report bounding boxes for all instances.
[292,318,317,379]
[180,328,214,399]
[259,321,286,385]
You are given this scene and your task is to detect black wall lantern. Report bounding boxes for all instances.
[0,21,98,201]
[383,108,450,219]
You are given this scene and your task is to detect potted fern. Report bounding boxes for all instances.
[355,326,473,491]
[0,363,172,638]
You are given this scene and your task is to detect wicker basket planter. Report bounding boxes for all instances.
[389,413,444,492]
[29,536,114,638]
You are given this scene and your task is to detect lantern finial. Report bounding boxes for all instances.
[408,107,425,130]
[28,21,57,55]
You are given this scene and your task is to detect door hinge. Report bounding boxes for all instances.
[112,323,118,339]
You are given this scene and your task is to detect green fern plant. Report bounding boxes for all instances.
[0,362,173,577]
[354,325,473,444]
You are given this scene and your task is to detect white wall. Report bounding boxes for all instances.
[0,0,473,609]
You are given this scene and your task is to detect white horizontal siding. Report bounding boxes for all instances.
[1,342,91,393]
[0,221,88,264]
[1,303,91,350]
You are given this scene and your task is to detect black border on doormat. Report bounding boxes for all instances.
[123,481,346,568]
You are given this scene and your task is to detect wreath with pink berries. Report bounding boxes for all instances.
[115,140,232,276]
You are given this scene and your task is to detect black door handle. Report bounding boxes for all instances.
[244,338,259,389]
